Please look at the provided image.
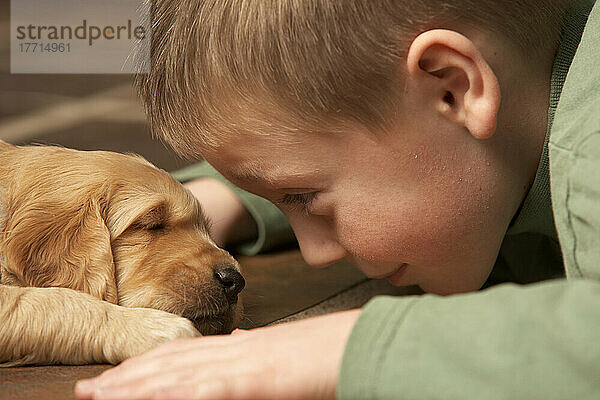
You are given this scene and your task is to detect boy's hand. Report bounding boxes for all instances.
[74,309,360,400]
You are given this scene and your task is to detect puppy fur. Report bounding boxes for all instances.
[0,140,243,366]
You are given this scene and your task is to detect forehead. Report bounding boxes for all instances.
[201,128,342,183]
[194,92,364,164]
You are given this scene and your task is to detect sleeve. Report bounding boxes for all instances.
[338,278,600,399]
[170,162,296,255]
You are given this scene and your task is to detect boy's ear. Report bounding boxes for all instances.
[406,29,501,139]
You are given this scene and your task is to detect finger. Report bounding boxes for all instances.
[91,368,200,400]
[96,363,269,400]
[88,335,245,386]
[74,379,95,399]
[83,337,253,393]
[164,367,290,400]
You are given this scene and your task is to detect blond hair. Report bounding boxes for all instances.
[136,0,568,157]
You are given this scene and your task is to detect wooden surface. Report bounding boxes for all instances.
[0,250,375,400]
[238,250,366,328]
[0,365,111,400]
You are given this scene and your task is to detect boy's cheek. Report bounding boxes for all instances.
[334,201,469,262]
[333,202,501,292]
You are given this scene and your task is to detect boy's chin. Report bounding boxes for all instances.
[386,264,484,295]
[417,277,487,296]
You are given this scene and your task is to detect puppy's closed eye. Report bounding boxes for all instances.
[146,222,166,231]
[131,204,168,232]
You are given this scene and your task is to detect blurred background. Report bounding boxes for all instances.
[0,0,191,172]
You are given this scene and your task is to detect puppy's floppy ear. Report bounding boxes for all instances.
[0,197,118,304]
[104,198,166,239]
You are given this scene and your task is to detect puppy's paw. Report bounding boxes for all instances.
[140,307,200,342]
[103,306,200,363]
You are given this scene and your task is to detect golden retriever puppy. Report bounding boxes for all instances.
[0,140,244,367]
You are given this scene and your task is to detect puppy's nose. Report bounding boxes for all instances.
[214,265,245,303]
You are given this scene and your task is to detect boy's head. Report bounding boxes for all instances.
[137,0,568,294]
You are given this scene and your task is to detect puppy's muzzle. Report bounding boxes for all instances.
[176,261,245,335]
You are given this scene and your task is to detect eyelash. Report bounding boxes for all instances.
[278,193,317,212]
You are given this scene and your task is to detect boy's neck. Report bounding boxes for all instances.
[472,28,559,201]
[496,45,556,157]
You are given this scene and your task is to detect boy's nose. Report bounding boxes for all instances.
[289,216,347,268]
[299,242,348,268]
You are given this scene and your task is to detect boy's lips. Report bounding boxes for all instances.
[387,263,408,285]
[369,263,407,280]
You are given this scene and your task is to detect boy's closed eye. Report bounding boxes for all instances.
[277,192,318,213]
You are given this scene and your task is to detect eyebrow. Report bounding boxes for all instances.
[229,162,266,182]
[228,163,318,189]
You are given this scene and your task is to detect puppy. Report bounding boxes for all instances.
[0,140,244,366]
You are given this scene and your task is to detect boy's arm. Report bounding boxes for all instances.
[74,309,361,400]
[172,161,296,254]
[339,278,600,399]
[74,279,600,400]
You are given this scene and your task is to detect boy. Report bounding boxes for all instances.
[76,0,600,398]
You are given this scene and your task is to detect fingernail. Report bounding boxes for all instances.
[76,379,91,389]
[75,379,95,395]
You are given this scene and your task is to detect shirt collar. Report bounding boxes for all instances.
[506,0,595,239]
